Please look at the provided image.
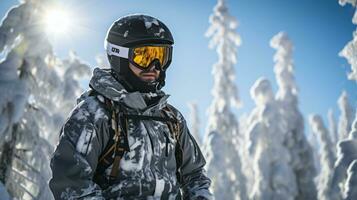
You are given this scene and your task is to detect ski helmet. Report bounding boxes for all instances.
[105,14,174,92]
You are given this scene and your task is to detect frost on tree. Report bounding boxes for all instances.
[0,1,90,199]
[344,160,357,200]
[338,91,355,141]
[309,114,340,200]
[270,32,317,200]
[328,109,339,150]
[339,0,357,82]
[203,0,247,199]
[188,102,201,145]
[0,1,55,199]
[247,77,296,200]
[331,113,357,199]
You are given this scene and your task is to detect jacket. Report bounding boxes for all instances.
[49,68,212,200]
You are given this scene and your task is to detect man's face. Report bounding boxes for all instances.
[128,63,160,82]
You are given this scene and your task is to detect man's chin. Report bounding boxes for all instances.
[140,76,158,82]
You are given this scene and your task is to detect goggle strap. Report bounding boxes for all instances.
[106,41,129,59]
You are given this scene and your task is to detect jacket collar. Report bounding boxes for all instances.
[87,68,169,112]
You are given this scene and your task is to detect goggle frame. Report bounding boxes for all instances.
[106,41,173,71]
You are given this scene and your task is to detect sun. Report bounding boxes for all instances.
[44,9,71,35]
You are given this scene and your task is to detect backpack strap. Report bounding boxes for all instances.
[160,105,183,183]
[91,92,129,188]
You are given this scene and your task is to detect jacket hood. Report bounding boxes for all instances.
[81,68,169,111]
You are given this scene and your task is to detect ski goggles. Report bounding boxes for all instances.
[106,41,173,70]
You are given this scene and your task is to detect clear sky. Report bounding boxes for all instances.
[1,0,356,139]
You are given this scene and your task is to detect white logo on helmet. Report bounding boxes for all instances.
[111,47,120,54]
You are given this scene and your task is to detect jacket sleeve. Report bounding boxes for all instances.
[177,118,213,200]
[49,101,108,200]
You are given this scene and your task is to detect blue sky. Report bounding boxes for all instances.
[1,0,356,139]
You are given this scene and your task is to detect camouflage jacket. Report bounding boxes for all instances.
[49,68,212,200]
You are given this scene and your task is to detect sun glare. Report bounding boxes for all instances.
[44,9,71,35]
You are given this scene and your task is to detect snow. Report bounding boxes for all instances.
[338,91,355,141]
[120,134,145,172]
[309,114,339,200]
[331,113,357,199]
[124,30,129,37]
[248,77,296,200]
[188,102,201,145]
[154,178,165,197]
[270,31,317,199]
[0,0,355,199]
[143,16,159,29]
[204,0,247,199]
[339,0,357,7]
[0,1,90,199]
[344,159,357,199]
[338,0,357,82]
[328,109,338,148]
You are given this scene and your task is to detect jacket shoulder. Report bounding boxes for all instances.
[62,95,111,146]
[70,95,110,124]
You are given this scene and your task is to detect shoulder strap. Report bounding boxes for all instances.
[161,105,183,183]
[91,92,129,187]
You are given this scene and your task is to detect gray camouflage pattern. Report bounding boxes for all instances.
[49,68,212,200]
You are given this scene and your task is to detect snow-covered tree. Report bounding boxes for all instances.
[331,113,357,199]
[0,1,90,199]
[248,77,296,200]
[329,109,339,149]
[344,160,357,200]
[188,102,201,145]
[204,0,247,199]
[0,1,56,198]
[309,114,340,200]
[270,32,317,200]
[339,0,357,82]
[338,91,355,141]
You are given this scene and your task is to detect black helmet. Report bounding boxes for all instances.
[105,14,174,92]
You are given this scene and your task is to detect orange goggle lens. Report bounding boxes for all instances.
[132,46,168,69]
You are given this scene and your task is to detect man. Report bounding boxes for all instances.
[49,14,212,200]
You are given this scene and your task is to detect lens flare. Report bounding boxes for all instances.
[44,9,71,35]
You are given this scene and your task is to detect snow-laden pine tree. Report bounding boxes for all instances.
[188,102,201,145]
[204,0,247,199]
[36,51,91,146]
[344,160,357,200]
[339,0,357,82]
[331,113,357,199]
[328,109,339,149]
[247,77,296,200]
[338,91,355,141]
[309,114,340,200]
[0,1,90,199]
[343,117,357,200]
[270,32,317,200]
[0,1,55,198]
[332,2,357,198]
